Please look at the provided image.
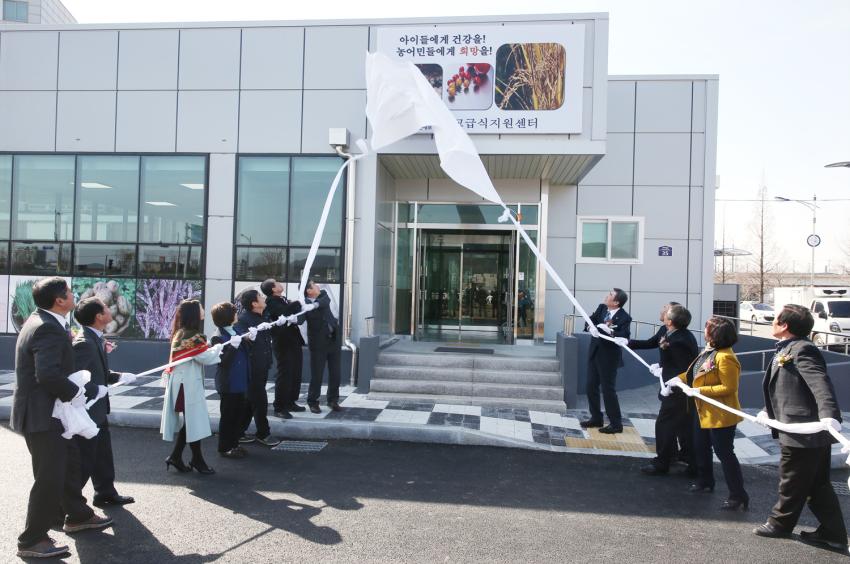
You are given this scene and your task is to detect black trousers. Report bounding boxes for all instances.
[307,336,341,405]
[240,373,270,439]
[219,392,246,452]
[19,424,93,549]
[75,421,118,499]
[769,445,847,536]
[694,422,748,501]
[272,344,303,411]
[653,392,693,470]
[586,359,621,427]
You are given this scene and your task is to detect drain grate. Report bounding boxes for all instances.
[832,482,850,496]
[272,440,328,453]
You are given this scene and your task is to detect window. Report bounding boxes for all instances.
[12,155,76,241]
[140,156,205,245]
[76,156,139,242]
[74,243,136,277]
[577,217,644,263]
[3,0,28,22]
[0,155,10,238]
[234,156,345,285]
[11,241,72,275]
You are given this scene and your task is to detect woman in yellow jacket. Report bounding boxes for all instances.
[677,316,749,511]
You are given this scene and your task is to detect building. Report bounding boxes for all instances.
[0,13,717,366]
[1,0,75,24]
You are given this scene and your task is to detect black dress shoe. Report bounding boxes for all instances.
[274,410,293,419]
[799,527,849,549]
[688,483,715,493]
[93,495,135,508]
[753,522,791,539]
[219,448,245,459]
[640,464,668,476]
[188,460,216,475]
[720,497,749,511]
[579,419,603,429]
[289,403,307,412]
[329,402,342,412]
[598,424,623,434]
[308,404,321,414]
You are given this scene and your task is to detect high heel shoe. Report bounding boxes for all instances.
[165,456,191,473]
[188,460,216,475]
[720,498,749,511]
[688,483,714,493]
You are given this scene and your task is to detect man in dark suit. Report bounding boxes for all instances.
[754,304,847,549]
[72,297,136,508]
[261,279,305,419]
[580,288,632,434]
[301,280,340,414]
[11,277,111,559]
[629,303,699,475]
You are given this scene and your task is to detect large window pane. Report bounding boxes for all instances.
[611,222,639,259]
[237,157,289,246]
[12,155,76,241]
[519,204,539,225]
[138,244,202,278]
[417,203,517,224]
[0,155,10,238]
[140,156,205,245]
[11,241,72,275]
[581,222,607,258]
[76,156,140,242]
[0,241,8,272]
[235,246,286,280]
[74,243,136,277]
[289,157,344,246]
[517,230,537,339]
[288,247,341,283]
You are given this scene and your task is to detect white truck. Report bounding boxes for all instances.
[773,286,850,346]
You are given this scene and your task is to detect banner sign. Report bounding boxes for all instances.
[375,24,585,134]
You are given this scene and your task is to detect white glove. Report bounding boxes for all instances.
[613,337,628,347]
[659,385,672,397]
[70,384,86,408]
[273,316,287,327]
[117,372,137,386]
[596,323,613,335]
[649,364,663,379]
[755,410,771,427]
[286,315,299,325]
[96,385,108,400]
[246,327,258,341]
[587,324,600,338]
[210,343,224,355]
[821,417,842,433]
[227,334,243,348]
[257,322,272,331]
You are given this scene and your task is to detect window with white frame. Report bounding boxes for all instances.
[577,216,644,263]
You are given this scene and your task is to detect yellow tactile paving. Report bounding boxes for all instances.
[565,426,653,453]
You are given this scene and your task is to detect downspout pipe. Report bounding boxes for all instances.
[335,145,358,387]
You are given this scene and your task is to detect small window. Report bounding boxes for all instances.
[577,216,644,263]
[3,0,28,22]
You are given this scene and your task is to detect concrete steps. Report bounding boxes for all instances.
[369,351,565,413]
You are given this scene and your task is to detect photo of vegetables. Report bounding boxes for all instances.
[415,64,443,98]
[9,278,37,333]
[136,278,202,339]
[73,278,138,337]
[443,63,493,110]
[495,43,566,111]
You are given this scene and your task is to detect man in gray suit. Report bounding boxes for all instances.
[72,297,136,508]
[754,304,847,550]
[11,277,111,559]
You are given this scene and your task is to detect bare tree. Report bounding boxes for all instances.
[743,182,781,302]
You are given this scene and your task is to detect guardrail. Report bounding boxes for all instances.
[562,314,704,345]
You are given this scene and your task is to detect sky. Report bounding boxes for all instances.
[61,0,850,273]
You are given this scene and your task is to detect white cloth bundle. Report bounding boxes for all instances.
[52,370,102,440]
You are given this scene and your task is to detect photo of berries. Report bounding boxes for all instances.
[415,64,444,99]
[444,63,493,110]
[495,43,566,111]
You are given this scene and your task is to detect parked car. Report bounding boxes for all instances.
[739,301,775,324]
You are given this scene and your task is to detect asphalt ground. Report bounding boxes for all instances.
[1,424,849,563]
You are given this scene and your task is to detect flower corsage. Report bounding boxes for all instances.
[775,352,793,367]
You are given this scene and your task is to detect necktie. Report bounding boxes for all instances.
[64,323,73,341]
[604,311,612,323]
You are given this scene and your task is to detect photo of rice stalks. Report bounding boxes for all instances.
[495,43,566,111]
[9,278,36,333]
[415,64,443,98]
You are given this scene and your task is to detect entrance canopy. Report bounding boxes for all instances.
[380,154,599,186]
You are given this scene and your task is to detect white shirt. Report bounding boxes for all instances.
[606,307,620,319]
[87,326,104,339]
[39,308,69,329]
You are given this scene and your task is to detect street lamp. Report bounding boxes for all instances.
[825,162,850,169]
[775,195,818,287]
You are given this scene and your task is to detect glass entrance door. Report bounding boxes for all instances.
[417,230,514,343]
